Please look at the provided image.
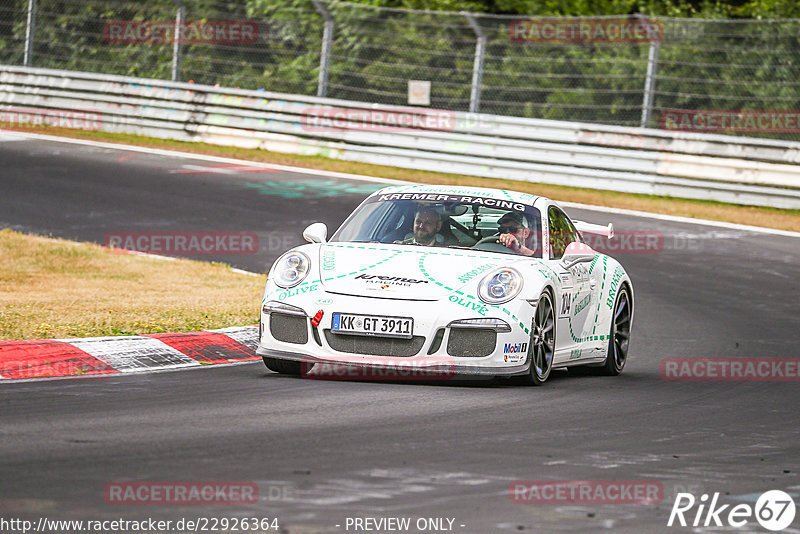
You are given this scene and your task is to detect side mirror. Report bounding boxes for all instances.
[303,222,328,244]
[560,241,596,269]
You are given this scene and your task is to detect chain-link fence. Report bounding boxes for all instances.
[2,0,800,140]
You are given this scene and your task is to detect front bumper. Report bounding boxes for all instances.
[256,347,532,378]
[257,290,536,378]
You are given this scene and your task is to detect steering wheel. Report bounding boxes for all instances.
[474,234,502,246]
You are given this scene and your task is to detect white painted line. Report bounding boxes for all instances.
[107,247,261,275]
[7,129,800,238]
[230,267,261,277]
[172,164,241,174]
[560,201,800,239]
[108,247,179,261]
[0,132,25,141]
[3,130,405,185]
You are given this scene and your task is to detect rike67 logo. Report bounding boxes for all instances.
[668,490,796,531]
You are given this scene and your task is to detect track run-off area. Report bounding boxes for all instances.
[1,131,799,534]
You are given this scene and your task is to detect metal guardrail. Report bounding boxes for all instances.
[2,65,800,209]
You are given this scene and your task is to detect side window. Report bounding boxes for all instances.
[548,206,580,259]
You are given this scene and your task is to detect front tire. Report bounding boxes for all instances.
[263,357,303,376]
[599,286,631,376]
[522,291,555,386]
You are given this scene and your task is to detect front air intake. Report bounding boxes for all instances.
[270,313,309,344]
[323,331,425,357]
[446,328,496,357]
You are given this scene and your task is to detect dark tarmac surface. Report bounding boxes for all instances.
[1,133,798,533]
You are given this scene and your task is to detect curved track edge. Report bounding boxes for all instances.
[0,326,259,381]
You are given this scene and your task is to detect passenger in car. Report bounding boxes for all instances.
[397,206,445,246]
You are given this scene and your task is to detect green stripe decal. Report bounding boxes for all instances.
[417,252,530,335]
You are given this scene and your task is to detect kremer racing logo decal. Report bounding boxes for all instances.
[355,273,429,287]
[376,193,527,212]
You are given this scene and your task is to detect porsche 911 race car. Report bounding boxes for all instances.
[256,184,633,385]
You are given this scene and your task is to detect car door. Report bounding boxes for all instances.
[548,206,593,362]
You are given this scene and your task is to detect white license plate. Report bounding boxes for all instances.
[331,313,413,338]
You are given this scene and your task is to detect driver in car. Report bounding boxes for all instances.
[496,212,536,256]
[397,206,444,246]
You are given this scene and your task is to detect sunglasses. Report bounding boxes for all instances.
[499,225,523,233]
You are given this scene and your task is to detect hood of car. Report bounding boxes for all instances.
[317,243,514,301]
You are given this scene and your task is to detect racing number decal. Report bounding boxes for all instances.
[561,264,589,318]
[560,292,573,318]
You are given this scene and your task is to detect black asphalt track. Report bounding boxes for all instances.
[1,134,798,533]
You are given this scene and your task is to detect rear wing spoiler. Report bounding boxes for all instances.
[573,220,614,239]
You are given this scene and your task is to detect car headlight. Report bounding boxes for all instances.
[273,251,310,288]
[478,267,523,305]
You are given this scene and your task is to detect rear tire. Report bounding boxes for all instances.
[522,291,555,386]
[599,286,631,376]
[263,357,303,376]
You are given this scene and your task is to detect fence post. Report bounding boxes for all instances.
[23,0,36,66]
[462,11,485,114]
[311,0,334,98]
[640,17,660,128]
[171,0,185,82]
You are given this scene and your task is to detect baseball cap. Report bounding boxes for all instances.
[497,211,529,229]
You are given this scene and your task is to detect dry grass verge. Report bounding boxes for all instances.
[0,229,263,341]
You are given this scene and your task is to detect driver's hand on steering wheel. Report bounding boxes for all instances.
[498,232,520,251]
[497,231,535,256]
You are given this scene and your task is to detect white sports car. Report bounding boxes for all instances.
[257,184,633,385]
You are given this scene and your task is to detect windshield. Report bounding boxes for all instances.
[330,193,542,258]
